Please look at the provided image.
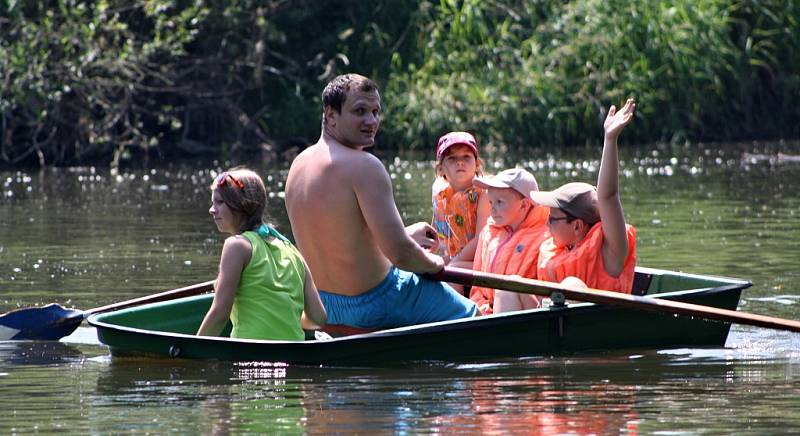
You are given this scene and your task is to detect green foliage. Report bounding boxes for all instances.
[384,0,800,149]
[0,0,209,165]
[0,0,419,166]
[1,0,798,166]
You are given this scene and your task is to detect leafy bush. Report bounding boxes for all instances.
[1,0,798,166]
[0,0,418,166]
[384,0,800,149]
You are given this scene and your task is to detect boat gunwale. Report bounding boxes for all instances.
[87,268,752,346]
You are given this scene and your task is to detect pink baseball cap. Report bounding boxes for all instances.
[436,131,478,161]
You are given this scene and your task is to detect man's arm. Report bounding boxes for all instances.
[597,98,635,277]
[352,155,444,273]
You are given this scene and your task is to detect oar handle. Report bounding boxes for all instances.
[86,280,215,315]
[428,266,800,333]
[427,267,567,297]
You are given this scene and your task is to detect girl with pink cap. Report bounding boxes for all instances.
[431,132,491,272]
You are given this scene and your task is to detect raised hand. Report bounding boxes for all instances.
[604,98,636,140]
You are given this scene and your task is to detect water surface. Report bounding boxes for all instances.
[1,142,799,433]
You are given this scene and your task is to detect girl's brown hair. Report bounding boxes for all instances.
[210,167,268,233]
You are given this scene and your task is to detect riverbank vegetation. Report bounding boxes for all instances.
[1,0,798,166]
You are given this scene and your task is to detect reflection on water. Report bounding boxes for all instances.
[1,341,800,433]
[1,142,800,433]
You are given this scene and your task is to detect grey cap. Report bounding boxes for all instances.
[529,182,600,225]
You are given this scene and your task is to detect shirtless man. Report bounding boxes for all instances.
[285,74,477,329]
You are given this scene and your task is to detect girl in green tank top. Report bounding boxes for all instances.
[197,167,327,340]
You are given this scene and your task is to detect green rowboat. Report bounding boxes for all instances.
[88,267,750,366]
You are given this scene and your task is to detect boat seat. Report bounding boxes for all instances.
[317,324,380,338]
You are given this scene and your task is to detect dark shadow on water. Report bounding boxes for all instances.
[0,340,84,365]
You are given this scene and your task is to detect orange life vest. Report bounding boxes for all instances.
[431,177,484,259]
[469,206,550,314]
[537,222,637,293]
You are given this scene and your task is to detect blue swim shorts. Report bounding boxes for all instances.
[318,266,478,329]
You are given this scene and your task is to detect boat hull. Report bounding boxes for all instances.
[89,267,749,366]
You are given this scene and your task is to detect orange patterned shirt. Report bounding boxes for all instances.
[431,177,485,259]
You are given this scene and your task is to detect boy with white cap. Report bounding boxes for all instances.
[469,168,551,314]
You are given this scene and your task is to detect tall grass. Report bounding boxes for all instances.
[1,0,798,166]
[384,0,800,150]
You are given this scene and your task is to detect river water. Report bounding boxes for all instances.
[1,141,799,434]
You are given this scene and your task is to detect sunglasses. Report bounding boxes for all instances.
[214,172,245,190]
[548,214,576,225]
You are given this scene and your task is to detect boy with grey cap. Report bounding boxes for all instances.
[494,98,638,313]
[529,182,601,226]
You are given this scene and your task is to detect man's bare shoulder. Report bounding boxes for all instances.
[345,152,390,191]
[345,148,385,172]
[288,141,388,196]
[291,142,325,166]
[294,139,379,162]
[317,140,387,176]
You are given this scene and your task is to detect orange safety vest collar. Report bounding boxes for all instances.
[470,205,550,314]
[537,222,637,293]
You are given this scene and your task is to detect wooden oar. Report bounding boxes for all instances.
[426,266,800,333]
[0,280,215,341]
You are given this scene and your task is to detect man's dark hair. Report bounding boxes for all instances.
[322,74,379,114]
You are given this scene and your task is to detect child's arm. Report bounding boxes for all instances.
[469,232,492,314]
[197,236,251,336]
[475,189,491,236]
[300,261,327,330]
[597,98,635,277]
[449,238,477,265]
[449,192,490,264]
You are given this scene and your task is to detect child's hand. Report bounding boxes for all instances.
[604,98,636,140]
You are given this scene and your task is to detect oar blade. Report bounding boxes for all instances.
[1,280,214,342]
[0,304,86,341]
